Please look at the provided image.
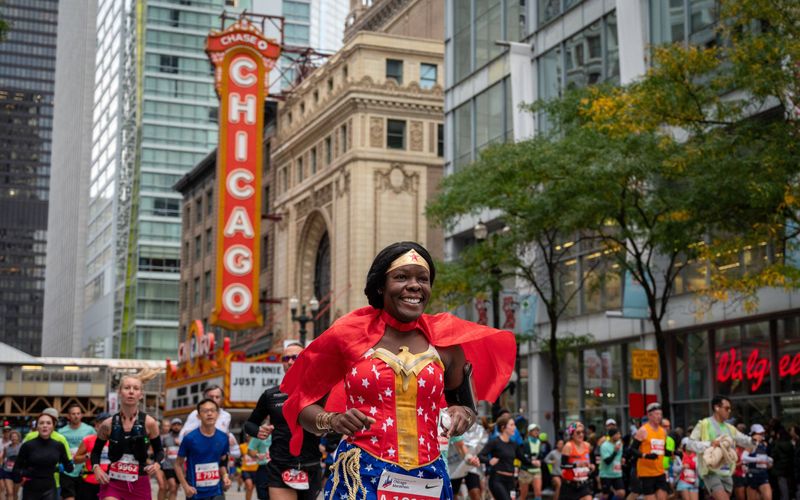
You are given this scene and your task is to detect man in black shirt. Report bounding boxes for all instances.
[245,343,322,500]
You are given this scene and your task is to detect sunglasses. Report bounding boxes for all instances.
[281,354,299,362]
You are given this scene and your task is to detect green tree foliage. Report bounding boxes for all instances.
[428,0,800,420]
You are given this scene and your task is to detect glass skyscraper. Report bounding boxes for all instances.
[83,0,251,360]
[0,0,58,355]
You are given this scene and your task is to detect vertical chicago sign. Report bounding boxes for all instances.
[206,20,280,329]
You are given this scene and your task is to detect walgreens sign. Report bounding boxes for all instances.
[206,20,280,329]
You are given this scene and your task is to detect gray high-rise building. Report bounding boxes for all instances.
[42,0,97,357]
[0,0,59,355]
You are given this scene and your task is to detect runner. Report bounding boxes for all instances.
[175,398,231,500]
[57,404,95,500]
[13,411,73,500]
[23,408,71,495]
[599,427,624,500]
[474,414,531,500]
[520,423,545,500]
[244,435,270,500]
[72,412,111,500]
[281,241,516,500]
[631,403,672,500]
[545,438,564,500]
[1,430,21,500]
[90,369,164,500]
[674,438,699,500]
[244,342,320,500]
[742,424,772,500]
[178,386,231,440]
[685,395,755,500]
[159,418,182,500]
[560,422,594,500]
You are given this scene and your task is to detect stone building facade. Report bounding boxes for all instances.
[268,28,444,342]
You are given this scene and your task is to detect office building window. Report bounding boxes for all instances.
[386,59,403,84]
[310,147,317,174]
[537,12,619,113]
[195,199,202,223]
[454,102,472,170]
[475,82,505,151]
[650,0,717,46]
[160,55,179,73]
[437,124,444,157]
[194,235,201,259]
[387,120,406,149]
[205,228,212,255]
[206,188,213,215]
[420,63,437,89]
[193,277,200,305]
[204,271,211,300]
[453,0,524,82]
[262,235,269,271]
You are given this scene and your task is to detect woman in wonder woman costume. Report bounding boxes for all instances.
[281,241,517,500]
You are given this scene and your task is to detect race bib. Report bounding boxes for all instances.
[282,469,309,490]
[650,439,665,456]
[195,462,220,488]
[4,459,14,471]
[109,454,139,482]
[573,467,589,481]
[243,454,256,466]
[377,470,443,500]
[756,455,768,469]
[166,446,179,460]
[683,469,696,484]
[613,463,622,473]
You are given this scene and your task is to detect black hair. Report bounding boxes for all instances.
[65,403,82,413]
[363,241,436,308]
[196,398,220,412]
[711,394,730,410]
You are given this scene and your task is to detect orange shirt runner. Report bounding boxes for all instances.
[637,424,667,478]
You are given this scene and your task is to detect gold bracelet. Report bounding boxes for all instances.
[315,411,337,433]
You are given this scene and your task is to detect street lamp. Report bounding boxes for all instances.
[474,221,500,327]
[289,296,319,346]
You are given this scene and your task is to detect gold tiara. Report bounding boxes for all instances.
[386,249,429,274]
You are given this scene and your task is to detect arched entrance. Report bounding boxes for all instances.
[313,232,331,335]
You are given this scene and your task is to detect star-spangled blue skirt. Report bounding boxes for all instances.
[324,441,454,500]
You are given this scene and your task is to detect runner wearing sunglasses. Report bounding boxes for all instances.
[244,343,322,500]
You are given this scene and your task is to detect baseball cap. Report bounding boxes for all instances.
[605,418,617,426]
[41,408,59,420]
[750,423,765,435]
[170,418,183,425]
[528,423,540,432]
[646,402,662,413]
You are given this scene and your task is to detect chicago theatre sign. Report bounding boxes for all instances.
[206,19,280,330]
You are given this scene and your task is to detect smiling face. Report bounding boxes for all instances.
[381,264,431,323]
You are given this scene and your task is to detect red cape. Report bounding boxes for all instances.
[280,306,517,456]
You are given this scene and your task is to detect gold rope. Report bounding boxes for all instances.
[328,447,366,500]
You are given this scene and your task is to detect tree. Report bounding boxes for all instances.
[427,112,609,434]
[429,0,800,420]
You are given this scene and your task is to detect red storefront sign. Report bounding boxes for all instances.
[206,20,280,330]
[715,347,800,392]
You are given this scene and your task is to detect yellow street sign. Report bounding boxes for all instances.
[631,349,659,380]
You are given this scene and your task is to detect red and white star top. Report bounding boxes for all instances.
[343,345,445,469]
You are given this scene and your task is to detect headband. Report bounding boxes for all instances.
[385,249,430,274]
